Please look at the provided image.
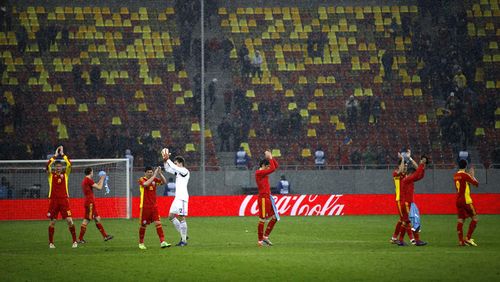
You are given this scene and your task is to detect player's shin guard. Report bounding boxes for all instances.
[171,217,181,233]
[49,226,55,243]
[155,224,165,242]
[398,224,406,241]
[69,224,77,242]
[258,221,265,241]
[79,224,87,241]
[413,231,420,241]
[180,220,188,242]
[457,222,464,244]
[264,218,277,237]
[139,226,146,243]
[406,225,414,241]
[466,220,477,240]
[393,221,402,239]
[96,222,108,238]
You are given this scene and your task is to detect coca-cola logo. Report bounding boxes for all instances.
[238,195,345,216]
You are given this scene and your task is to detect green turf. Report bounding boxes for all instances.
[1,215,499,281]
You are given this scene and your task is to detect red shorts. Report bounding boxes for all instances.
[84,202,99,220]
[457,203,477,219]
[258,195,275,219]
[397,201,410,223]
[47,198,72,220]
[140,206,160,225]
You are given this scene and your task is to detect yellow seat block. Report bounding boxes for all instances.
[112,116,122,125]
[301,148,312,158]
[307,128,317,137]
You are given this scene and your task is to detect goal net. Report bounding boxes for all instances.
[0,159,131,220]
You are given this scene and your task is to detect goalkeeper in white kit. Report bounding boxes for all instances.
[162,148,190,246]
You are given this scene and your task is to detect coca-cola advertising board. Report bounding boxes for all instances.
[1,194,500,220]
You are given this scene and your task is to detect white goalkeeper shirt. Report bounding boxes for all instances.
[164,159,190,201]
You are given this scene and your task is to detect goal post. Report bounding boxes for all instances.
[0,159,131,220]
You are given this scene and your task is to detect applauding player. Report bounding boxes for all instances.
[255,150,279,247]
[46,146,78,248]
[454,160,479,246]
[390,152,406,243]
[78,167,114,244]
[138,166,171,249]
[162,148,190,247]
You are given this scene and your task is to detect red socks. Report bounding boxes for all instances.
[457,222,464,244]
[413,231,420,241]
[264,218,277,237]
[79,224,87,241]
[258,221,265,241]
[96,222,108,238]
[393,221,402,238]
[398,224,406,241]
[69,224,77,242]
[155,224,165,242]
[466,220,477,240]
[406,225,414,241]
[48,226,55,243]
[139,226,146,243]
[398,223,414,241]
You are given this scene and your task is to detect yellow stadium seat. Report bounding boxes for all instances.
[336,122,346,131]
[301,148,312,158]
[314,89,324,97]
[175,97,185,105]
[184,90,193,98]
[418,114,428,123]
[48,104,57,112]
[246,89,255,98]
[112,116,122,125]
[285,89,294,97]
[137,103,148,111]
[57,124,68,140]
[172,83,182,92]
[78,103,88,112]
[185,143,196,152]
[191,123,201,132]
[152,130,161,139]
[474,128,485,137]
[307,102,317,110]
[51,118,61,126]
[307,128,317,137]
[495,121,500,129]
[300,109,309,118]
[271,149,281,157]
[56,97,66,105]
[97,96,106,105]
[310,115,320,124]
[404,88,413,96]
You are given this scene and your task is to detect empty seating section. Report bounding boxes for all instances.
[466,0,500,164]
[0,3,217,167]
[220,5,448,165]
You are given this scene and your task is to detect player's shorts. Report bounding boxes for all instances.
[84,202,99,220]
[457,202,477,219]
[47,198,72,220]
[140,206,160,225]
[258,195,275,219]
[169,198,188,216]
[397,201,410,223]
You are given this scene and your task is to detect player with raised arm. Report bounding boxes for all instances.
[454,159,480,246]
[395,152,427,246]
[46,146,78,248]
[390,152,406,243]
[255,150,279,247]
[138,166,171,249]
[78,167,114,244]
[162,148,190,247]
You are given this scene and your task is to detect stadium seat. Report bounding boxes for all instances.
[301,148,312,158]
[152,130,161,139]
[185,143,196,152]
[112,117,122,125]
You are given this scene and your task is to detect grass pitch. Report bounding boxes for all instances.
[1,215,499,281]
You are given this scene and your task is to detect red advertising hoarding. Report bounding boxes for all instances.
[1,194,499,220]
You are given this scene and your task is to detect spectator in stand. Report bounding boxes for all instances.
[360,96,371,123]
[371,96,381,124]
[221,36,234,68]
[314,147,326,169]
[252,50,263,78]
[164,177,176,196]
[345,95,359,127]
[238,44,249,66]
[0,0,12,31]
[217,117,232,152]
[388,17,399,38]
[382,50,394,80]
[277,175,291,195]
[289,109,302,136]
[61,26,69,48]
[47,25,58,47]
[72,64,83,90]
[36,27,48,54]
[223,85,232,114]
[350,149,362,167]
[15,26,28,54]
[401,14,411,37]
[242,54,252,78]
[207,78,217,110]
[90,65,101,93]
[235,146,250,169]
[362,147,377,166]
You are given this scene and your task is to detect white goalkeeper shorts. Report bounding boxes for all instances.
[169,198,188,216]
